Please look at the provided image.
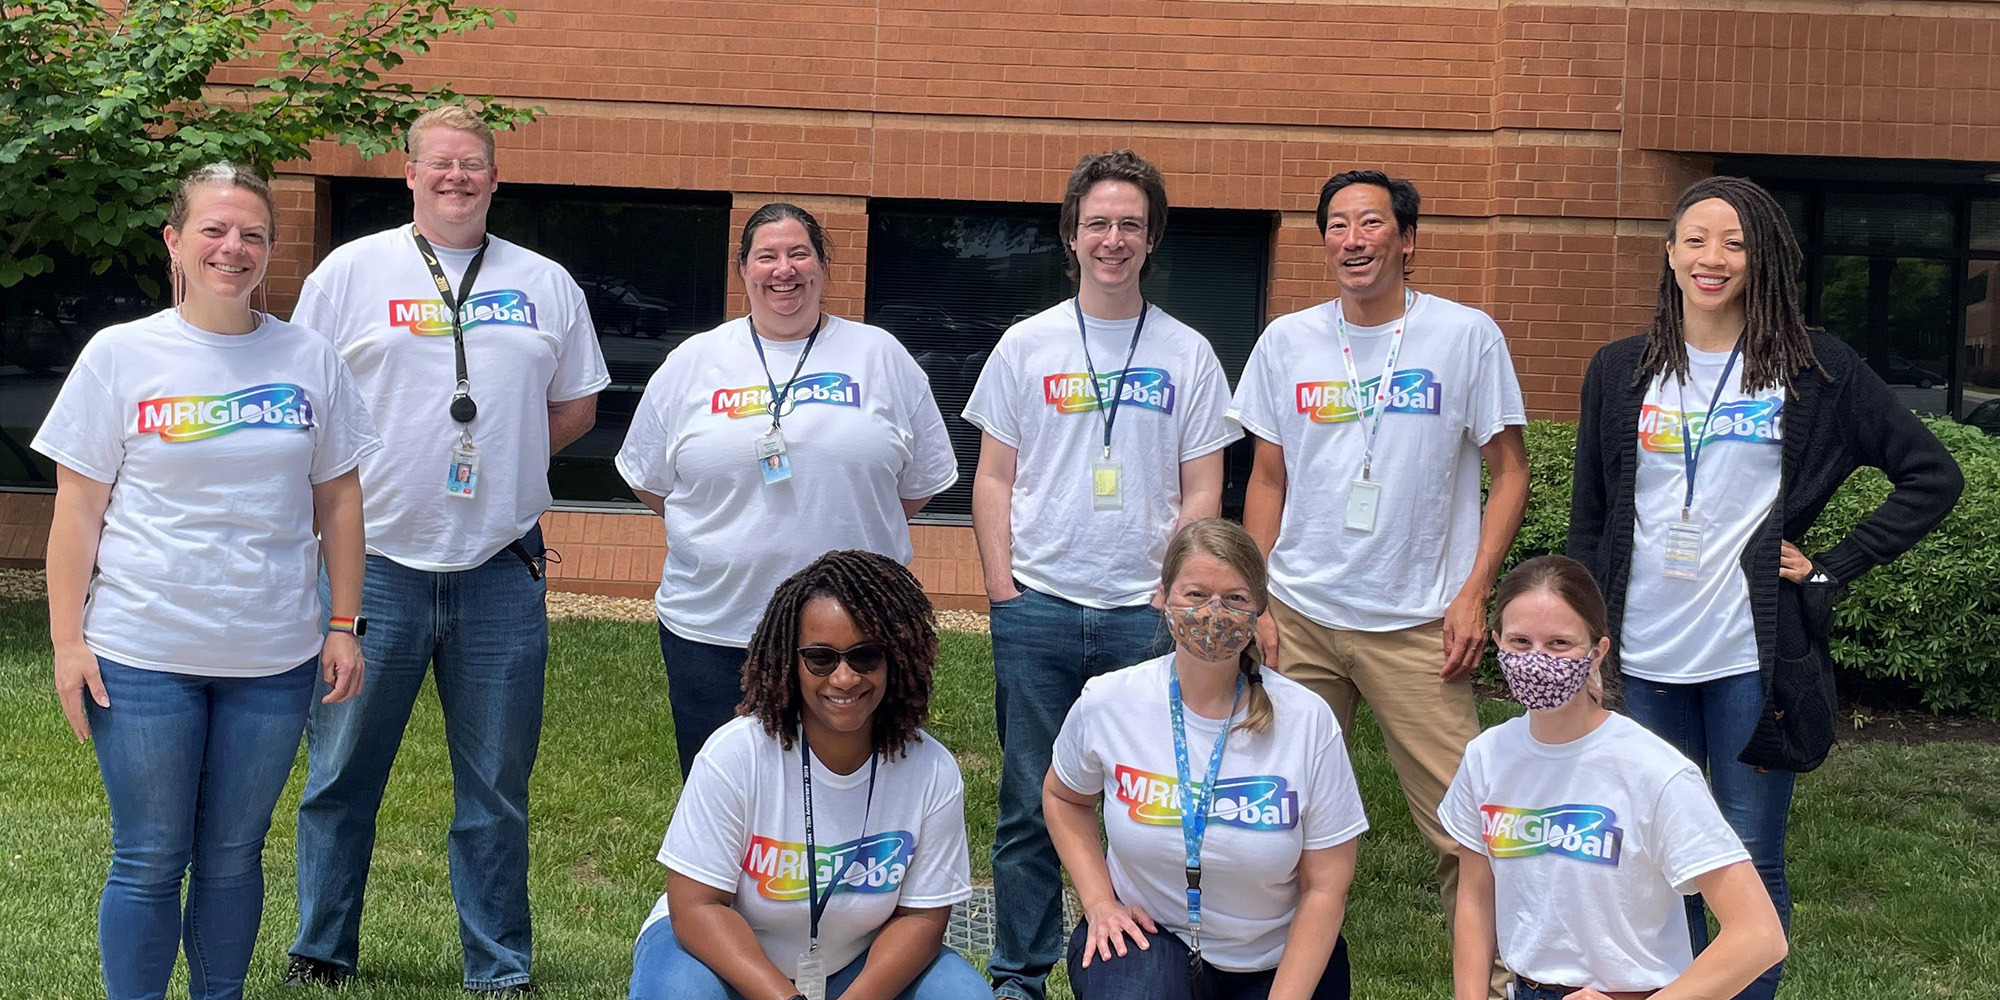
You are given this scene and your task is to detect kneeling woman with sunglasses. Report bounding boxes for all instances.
[1046,518,1368,1000]
[629,549,989,1000]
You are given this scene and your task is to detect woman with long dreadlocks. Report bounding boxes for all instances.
[1568,175,1961,999]
[627,549,988,1000]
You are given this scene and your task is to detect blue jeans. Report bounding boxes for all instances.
[1622,671,1792,1000]
[292,529,549,991]
[628,916,991,1000]
[1065,923,1350,1000]
[659,624,750,780]
[988,585,1173,1000]
[88,656,317,1000]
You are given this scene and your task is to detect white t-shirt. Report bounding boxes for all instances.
[1229,293,1526,630]
[1051,655,1369,972]
[1438,713,1750,992]
[616,316,958,645]
[962,301,1240,608]
[32,310,381,676]
[294,226,610,571]
[645,716,974,979]
[1621,345,1784,683]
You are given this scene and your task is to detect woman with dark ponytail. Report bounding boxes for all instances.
[1568,175,1961,999]
[1044,517,1366,1000]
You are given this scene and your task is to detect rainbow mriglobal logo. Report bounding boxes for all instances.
[740,830,913,901]
[1112,765,1298,830]
[1041,367,1177,415]
[387,289,539,336]
[710,373,862,418]
[135,384,315,443]
[1639,398,1782,452]
[1480,803,1623,865]
[1294,369,1442,423]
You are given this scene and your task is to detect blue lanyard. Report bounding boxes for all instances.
[1073,299,1148,460]
[1167,660,1243,953]
[748,313,826,434]
[1673,337,1744,519]
[798,727,878,945]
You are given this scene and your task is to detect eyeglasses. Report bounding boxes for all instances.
[1079,218,1147,237]
[797,642,889,677]
[416,157,492,174]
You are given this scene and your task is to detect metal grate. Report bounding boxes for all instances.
[946,884,1080,959]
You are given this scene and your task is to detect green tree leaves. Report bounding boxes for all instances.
[0,0,537,286]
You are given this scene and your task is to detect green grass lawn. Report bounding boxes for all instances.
[2,596,1997,999]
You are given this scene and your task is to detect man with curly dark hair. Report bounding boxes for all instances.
[627,550,989,1000]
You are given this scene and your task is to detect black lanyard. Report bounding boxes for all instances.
[1674,336,1744,519]
[413,228,490,425]
[748,314,826,434]
[1073,298,1147,460]
[799,727,878,943]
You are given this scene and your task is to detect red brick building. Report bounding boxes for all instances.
[6,0,1999,606]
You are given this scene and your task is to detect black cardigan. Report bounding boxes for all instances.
[1567,333,1963,772]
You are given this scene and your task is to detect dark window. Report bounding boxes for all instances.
[332,180,730,504]
[0,253,167,489]
[1742,161,2000,422]
[865,200,1273,522]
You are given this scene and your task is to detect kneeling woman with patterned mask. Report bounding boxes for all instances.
[1439,554,1788,1000]
[1043,517,1369,1000]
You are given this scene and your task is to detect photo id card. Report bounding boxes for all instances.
[755,429,792,485]
[1344,478,1381,532]
[446,444,480,500]
[794,947,826,1000]
[1663,520,1704,580]
[1091,458,1123,510]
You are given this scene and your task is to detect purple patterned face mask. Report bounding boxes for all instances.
[1166,599,1258,661]
[1497,648,1597,711]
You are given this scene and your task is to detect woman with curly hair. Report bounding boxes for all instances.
[627,549,988,1000]
[1568,175,1961,999]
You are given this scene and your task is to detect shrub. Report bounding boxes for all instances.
[1505,418,2000,718]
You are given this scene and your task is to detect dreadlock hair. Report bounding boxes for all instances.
[739,549,939,761]
[1490,555,1621,712]
[1636,175,1825,394]
[1160,518,1273,735]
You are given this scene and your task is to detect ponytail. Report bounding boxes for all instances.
[1235,650,1273,734]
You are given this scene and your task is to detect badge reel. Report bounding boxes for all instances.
[794,945,826,1000]
[1345,478,1381,532]
[1091,454,1122,510]
[756,426,792,485]
[446,386,480,500]
[1663,517,1704,580]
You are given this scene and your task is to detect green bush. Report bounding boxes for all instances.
[1505,418,2000,718]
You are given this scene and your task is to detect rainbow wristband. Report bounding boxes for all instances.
[328,616,359,634]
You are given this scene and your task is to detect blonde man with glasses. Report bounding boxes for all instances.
[283,105,609,996]
[962,149,1240,1000]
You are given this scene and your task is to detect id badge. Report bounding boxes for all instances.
[1344,478,1380,532]
[446,444,480,500]
[1091,459,1123,510]
[794,946,827,1000]
[756,429,793,485]
[1663,520,1704,580]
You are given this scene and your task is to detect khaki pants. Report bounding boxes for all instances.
[1269,598,1508,997]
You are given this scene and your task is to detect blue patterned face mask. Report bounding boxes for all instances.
[1497,648,1596,711]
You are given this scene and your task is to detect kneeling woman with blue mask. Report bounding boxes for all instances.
[1045,517,1368,1000]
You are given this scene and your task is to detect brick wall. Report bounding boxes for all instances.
[17,0,2000,603]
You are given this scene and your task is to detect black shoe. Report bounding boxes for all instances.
[283,955,352,988]
[469,985,534,997]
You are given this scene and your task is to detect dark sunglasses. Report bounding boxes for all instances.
[797,642,888,677]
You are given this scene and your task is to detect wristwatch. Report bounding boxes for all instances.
[328,615,369,637]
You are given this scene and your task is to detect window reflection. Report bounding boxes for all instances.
[332,180,730,504]
[864,202,1272,520]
